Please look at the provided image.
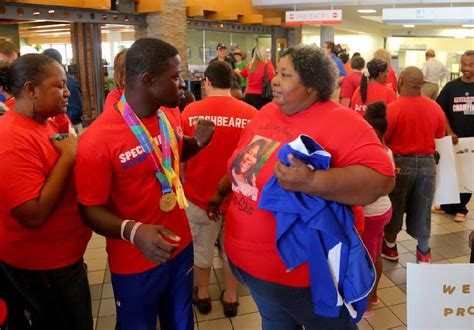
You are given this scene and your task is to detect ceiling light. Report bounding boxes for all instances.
[403,24,415,28]
[357,9,377,14]
[462,24,474,28]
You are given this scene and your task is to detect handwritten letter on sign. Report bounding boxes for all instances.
[407,263,474,329]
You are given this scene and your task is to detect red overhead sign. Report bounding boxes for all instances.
[285,10,342,25]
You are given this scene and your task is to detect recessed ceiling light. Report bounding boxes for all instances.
[462,24,474,28]
[357,9,377,14]
[403,24,415,28]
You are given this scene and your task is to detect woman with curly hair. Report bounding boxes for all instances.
[208,45,395,329]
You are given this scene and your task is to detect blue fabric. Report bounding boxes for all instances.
[111,244,194,330]
[331,55,347,77]
[259,134,374,322]
[66,74,83,125]
[0,93,6,103]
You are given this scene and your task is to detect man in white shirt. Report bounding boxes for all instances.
[421,49,450,100]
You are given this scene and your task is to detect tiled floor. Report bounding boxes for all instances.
[86,201,473,330]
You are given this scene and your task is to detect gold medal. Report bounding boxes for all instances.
[160,192,177,212]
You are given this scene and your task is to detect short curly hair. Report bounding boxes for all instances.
[280,45,337,102]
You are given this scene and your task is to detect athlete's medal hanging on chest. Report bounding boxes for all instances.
[117,94,188,212]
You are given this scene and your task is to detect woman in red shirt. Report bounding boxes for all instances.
[208,45,395,329]
[238,45,275,110]
[0,54,92,329]
[374,48,398,93]
[351,58,398,116]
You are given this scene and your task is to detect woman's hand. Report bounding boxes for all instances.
[51,133,78,161]
[274,155,314,194]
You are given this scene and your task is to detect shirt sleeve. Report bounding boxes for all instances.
[339,77,352,99]
[240,65,249,78]
[75,138,113,206]
[422,62,428,77]
[435,107,447,139]
[337,59,347,77]
[0,146,46,210]
[338,127,394,177]
[436,83,450,114]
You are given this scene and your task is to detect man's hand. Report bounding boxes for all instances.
[450,133,459,145]
[133,224,180,265]
[274,155,314,194]
[207,192,224,222]
[194,119,215,148]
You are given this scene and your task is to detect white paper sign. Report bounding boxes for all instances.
[454,138,474,193]
[407,263,474,330]
[433,136,460,205]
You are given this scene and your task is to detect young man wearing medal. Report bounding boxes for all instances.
[75,38,214,330]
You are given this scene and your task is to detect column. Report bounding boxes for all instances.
[144,0,189,79]
[320,25,335,46]
[287,26,302,47]
[70,22,103,119]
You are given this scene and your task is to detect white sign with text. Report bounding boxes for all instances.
[407,263,474,329]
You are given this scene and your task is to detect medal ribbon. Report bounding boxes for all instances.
[116,94,188,209]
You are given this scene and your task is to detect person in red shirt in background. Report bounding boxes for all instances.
[0,54,92,329]
[237,45,275,109]
[182,61,257,317]
[76,38,215,330]
[351,58,397,116]
[374,49,398,93]
[382,67,446,264]
[104,48,127,109]
[339,56,365,107]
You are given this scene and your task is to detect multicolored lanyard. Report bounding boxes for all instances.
[116,94,188,211]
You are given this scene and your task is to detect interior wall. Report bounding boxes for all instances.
[302,29,384,61]
[386,37,473,55]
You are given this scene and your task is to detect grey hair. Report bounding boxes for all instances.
[280,45,338,102]
[463,50,474,57]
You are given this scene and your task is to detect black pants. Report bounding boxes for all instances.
[0,267,31,329]
[441,193,472,215]
[244,93,271,110]
[0,259,93,330]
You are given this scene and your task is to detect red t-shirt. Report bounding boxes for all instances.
[339,71,362,103]
[0,111,91,270]
[385,96,446,155]
[240,61,275,95]
[104,88,123,110]
[182,96,257,209]
[224,100,395,287]
[386,68,398,93]
[75,105,192,275]
[4,97,15,110]
[351,82,398,116]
